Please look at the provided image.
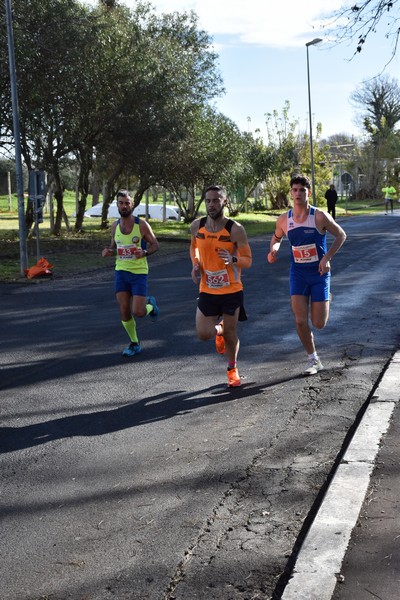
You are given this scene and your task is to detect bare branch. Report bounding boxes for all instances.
[323,0,400,66]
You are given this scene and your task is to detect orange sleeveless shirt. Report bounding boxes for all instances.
[195,218,243,295]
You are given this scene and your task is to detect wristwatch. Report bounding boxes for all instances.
[143,249,148,257]
[232,256,238,264]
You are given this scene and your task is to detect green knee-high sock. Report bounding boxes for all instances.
[122,317,138,343]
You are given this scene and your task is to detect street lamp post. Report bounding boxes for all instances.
[306,38,322,206]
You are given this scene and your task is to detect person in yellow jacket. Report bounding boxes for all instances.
[382,184,396,215]
[190,185,252,388]
[102,190,159,357]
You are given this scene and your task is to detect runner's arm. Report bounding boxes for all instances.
[317,212,346,274]
[102,221,117,257]
[268,216,286,263]
[218,222,252,268]
[139,219,159,257]
[189,222,200,266]
[190,221,201,284]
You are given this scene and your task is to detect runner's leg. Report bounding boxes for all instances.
[291,295,315,355]
[221,309,240,365]
[195,307,219,340]
[310,299,330,330]
[131,295,147,318]
[117,291,132,321]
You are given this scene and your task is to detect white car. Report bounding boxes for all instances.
[84,200,180,220]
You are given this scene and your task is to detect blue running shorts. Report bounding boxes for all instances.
[289,267,330,302]
[114,270,148,296]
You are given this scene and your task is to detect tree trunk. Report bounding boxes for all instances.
[133,178,150,210]
[51,167,64,236]
[74,147,93,232]
[91,173,100,206]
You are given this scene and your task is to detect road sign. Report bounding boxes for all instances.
[28,170,46,260]
[341,172,353,185]
[28,170,46,223]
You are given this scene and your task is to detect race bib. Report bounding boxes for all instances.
[292,243,318,263]
[205,268,230,289]
[117,244,137,260]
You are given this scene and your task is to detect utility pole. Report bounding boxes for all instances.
[5,0,28,274]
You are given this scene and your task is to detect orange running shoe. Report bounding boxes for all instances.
[215,333,226,354]
[227,367,241,387]
[215,321,225,354]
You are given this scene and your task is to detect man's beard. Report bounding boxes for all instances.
[118,207,133,217]
[208,207,224,220]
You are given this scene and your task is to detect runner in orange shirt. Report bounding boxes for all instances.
[190,185,252,387]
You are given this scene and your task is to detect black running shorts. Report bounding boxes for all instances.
[198,291,247,321]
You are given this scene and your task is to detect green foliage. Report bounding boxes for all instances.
[0,159,17,195]
[349,75,400,196]
[159,106,245,220]
[0,0,223,233]
[85,4,224,229]
[262,102,301,208]
[297,131,332,206]
[231,133,274,210]
[260,102,333,207]
[352,75,400,142]
[5,1,382,233]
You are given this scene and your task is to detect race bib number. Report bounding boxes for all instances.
[292,243,318,263]
[205,268,230,289]
[117,245,137,260]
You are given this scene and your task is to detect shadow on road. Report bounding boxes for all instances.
[0,376,302,454]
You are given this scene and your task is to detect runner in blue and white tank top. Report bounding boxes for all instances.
[268,174,346,376]
[287,205,327,267]
[287,205,330,303]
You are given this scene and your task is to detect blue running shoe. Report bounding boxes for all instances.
[147,295,159,322]
[122,342,142,357]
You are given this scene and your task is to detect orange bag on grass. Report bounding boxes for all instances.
[24,257,53,279]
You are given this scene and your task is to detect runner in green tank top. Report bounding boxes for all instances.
[102,190,160,357]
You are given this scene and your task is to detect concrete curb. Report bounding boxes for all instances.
[281,351,400,600]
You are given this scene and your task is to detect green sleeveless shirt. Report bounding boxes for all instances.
[115,217,148,274]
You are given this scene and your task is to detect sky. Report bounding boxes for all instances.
[87,0,400,140]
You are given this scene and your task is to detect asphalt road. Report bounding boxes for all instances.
[1,212,399,600]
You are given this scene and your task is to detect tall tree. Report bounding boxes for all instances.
[158,106,246,221]
[231,131,274,210]
[0,0,96,234]
[0,0,223,233]
[262,102,331,207]
[263,102,301,208]
[351,75,400,138]
[350,75,400,196]
[71,0,153,230]
[89,6,223,228]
